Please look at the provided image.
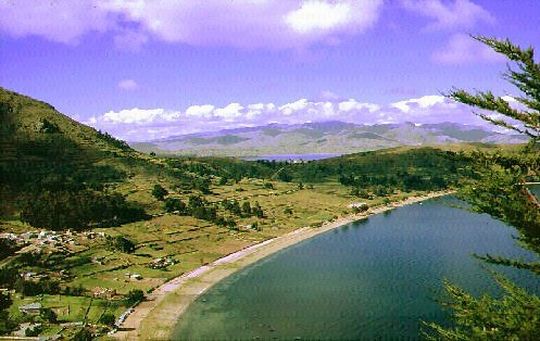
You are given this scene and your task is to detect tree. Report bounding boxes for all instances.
[446,36,539,244]
[72,327,93,341]
[425,36,540,340]
[241,201,252,217]
[252,202,264,218]
[99,313,116,327]
[15,278,60,296]
[107,236,136,254]
[151,184,168,201]
[0,292,14,334]
[0,238,18,260]
[20,190,147,230]
[251,221,261,231]
[0,267,18,289]
[25,324,43,337]
[277,168,293,182]
[423,276,540,340]
[447,37,539,140]
[164,197,186,214]
[40,308,57,323]
[126,289,145,304]
[0,292,11,311]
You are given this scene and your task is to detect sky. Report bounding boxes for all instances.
[1,0,539,141]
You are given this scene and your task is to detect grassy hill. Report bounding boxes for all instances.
[0,87,175,229]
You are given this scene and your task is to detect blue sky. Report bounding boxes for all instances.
[1,1,539,141]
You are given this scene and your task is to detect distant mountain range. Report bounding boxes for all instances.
[131,121,527,157]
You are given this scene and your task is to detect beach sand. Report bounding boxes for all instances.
[113,190,453,340]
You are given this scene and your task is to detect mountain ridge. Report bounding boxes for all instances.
[132,120,527,157]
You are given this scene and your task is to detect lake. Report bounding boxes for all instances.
[173,195,539,340]
[244,153,341,161]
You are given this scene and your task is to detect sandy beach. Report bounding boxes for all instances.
[113,190,453,340]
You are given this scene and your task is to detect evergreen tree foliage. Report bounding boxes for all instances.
[448,37,539,140]
[426,36,540,340]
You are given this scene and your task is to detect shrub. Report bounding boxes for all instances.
[164,197,186,213]
[25,324,43,337]
[0,238,19,261]
[107,236,136,254]
[126,289,145,304]
[40,308,57,323]
[72,327,93,341]
[99,313,116,326]
[151,184,168,201]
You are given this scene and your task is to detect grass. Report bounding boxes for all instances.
[55,177,424,297]
[9,294,127,324]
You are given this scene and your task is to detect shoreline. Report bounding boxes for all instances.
[113,190,453,340]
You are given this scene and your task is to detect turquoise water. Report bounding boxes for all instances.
[173,196,539,340]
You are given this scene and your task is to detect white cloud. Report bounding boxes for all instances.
[391,95,446,112]
[338,99,380,113]
[432,33,504,64]
[214,103,244,119]
[99,108,180,124]
[185,104,215,118]
[401,0,494,30]
[117,79,139,91]
[279,99,310,115]
[285,1,352,33]
[0,1,383,49]
[246,103,276,118]
[89,94,502,141]
[0,1,112,44]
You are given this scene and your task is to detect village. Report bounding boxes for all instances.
[0,228,180,338]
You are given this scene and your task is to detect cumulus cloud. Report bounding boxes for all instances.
[339,99,381,113]
[391,95,447,112]
[99,108,180,124]
[117,79,139,91]
[0,0,383,49]
[432,33,504,64]
[185,104,215,118]
[0,1,112,44]
[401,0,494,30]
[87,94,504,141]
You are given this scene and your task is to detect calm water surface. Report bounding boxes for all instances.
[174,196,539,340]
[244,153,340,161]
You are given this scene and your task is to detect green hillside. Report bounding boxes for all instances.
[0,88,169,229]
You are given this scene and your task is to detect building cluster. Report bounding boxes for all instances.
[0,230,107,255]
[148,256,178,269]
[92,287,117,299]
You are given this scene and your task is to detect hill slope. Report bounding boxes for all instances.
[0,88,167,227]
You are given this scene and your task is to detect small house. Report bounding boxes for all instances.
[349,202,369,212]
[19,302,42,315]
[92,287,116,299]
